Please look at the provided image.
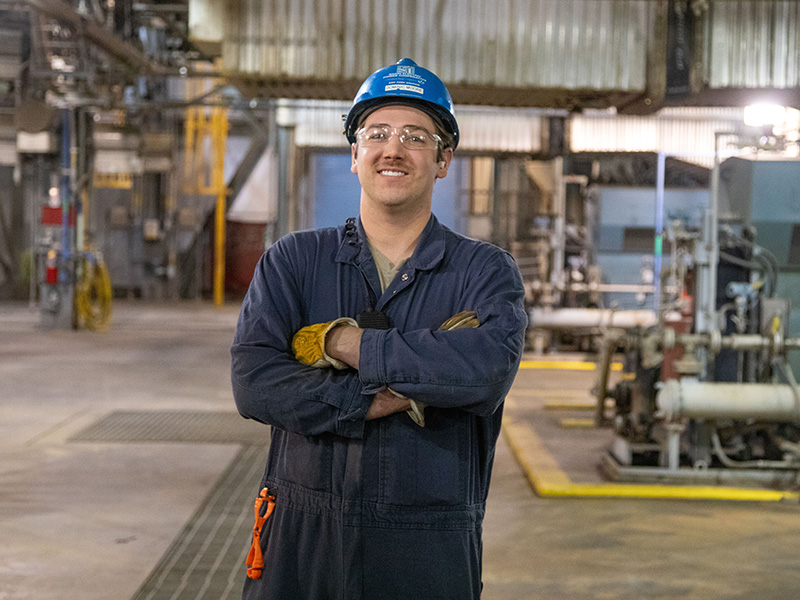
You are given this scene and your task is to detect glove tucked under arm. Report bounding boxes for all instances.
[292,317,358,369]
[405,310,480,426]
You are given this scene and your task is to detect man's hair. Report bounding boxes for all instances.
[428,113,455,162]
[357,103,454,163]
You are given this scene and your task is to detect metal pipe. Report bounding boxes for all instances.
[275,125,295,239]
[550,157,566,306]
[657,380,800,422]
[711,430,798,470]
[654,152,665,314]
[565,282,656,294]
[695,135,729,339]
[674,332,800,353]
[667,424,682,471]
[60,108,71,270]
[28,156,40,310]
[529,308,657,329]
[593,329,624,426]
[523,279,656,295]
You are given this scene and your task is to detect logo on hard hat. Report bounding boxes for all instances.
[397,64,416,77]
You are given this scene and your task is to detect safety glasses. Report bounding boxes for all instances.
[355,125,441,151]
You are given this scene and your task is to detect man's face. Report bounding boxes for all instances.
[351,105,452,214]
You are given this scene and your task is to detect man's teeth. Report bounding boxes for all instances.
[380,170,405,176]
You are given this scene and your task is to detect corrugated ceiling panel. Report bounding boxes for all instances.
[277,101,761,165]
[707,0,800,89]
[457,107,545,152]
[223,0,652,92]
[275,100,545,153]
[571,108,747,168]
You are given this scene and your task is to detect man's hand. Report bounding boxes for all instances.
[367,388,411,420]
[292,318,357,369]
[324,323,363,370]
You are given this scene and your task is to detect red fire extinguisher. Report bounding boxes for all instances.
[45,250,58,285]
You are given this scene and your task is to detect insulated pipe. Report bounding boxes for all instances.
[529,308,657,329]
[657,380,800,422]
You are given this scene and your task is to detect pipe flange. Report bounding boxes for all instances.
[710,330,722,354]
[662,327,676,350]
[655,379,683,421]
[773,330,785,357]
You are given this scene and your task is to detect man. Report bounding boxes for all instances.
[231,58,527,599]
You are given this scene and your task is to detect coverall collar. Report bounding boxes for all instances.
[335,214,446,272]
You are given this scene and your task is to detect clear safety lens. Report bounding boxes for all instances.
[356,126,441,150]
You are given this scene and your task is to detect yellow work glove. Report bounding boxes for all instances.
[292,317,358,369]
[406,311,480,427]
[440,311,480,330]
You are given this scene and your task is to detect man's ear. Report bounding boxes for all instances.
[350,144,359,174]
[435,147,454,179]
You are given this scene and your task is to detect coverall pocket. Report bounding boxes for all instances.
[268,430,335,492]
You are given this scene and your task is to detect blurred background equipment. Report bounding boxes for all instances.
[596,131,800,488]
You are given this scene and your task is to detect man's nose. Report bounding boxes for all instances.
[382,130,406,153]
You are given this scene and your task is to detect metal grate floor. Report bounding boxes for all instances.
[130,444,267,600]
[69,411,269,599]
[69,410,269,445]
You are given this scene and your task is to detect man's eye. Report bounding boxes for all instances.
[404,129,428,143]
[368,131,387,140]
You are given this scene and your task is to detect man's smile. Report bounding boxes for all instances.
[377,168,407,177]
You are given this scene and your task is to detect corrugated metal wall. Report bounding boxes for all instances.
[705,0,800,89]
[222,0,653,92]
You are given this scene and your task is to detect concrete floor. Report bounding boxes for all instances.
[2,301,800,600]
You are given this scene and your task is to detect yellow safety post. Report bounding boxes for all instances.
[211,107,228,306]
[183,101,229,306]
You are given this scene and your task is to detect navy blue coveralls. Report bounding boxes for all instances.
[231,215,527,599]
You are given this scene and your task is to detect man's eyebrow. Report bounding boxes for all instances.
[363,122,429,130]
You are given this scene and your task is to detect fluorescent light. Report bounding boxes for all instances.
[743,104,787,128]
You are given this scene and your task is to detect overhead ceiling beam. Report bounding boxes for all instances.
[23,0,163,75]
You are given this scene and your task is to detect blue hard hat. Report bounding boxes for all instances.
[344,58,459,149]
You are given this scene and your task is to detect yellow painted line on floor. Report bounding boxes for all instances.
[502,394,800,502]
[513,389,593,398]
[559,418,597,429]
[519,360,622,371]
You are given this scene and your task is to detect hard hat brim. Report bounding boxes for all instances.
[344,97,459,148]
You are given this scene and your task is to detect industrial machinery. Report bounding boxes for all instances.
[33,109,112,331]
[523,157,664,353]
[596,146,800,489]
